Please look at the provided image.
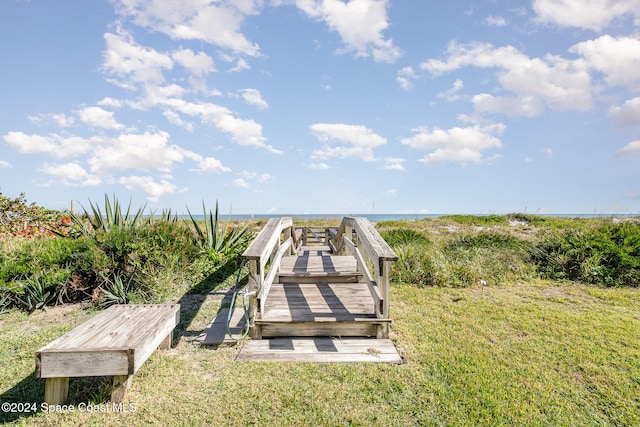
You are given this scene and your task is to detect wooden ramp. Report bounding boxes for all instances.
[236,338,402,363]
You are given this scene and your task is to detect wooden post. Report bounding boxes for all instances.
[377,260,391,339]
[159,331,172,350]
[44,377,69,405]
[283,226,292,256]
[111,375,133,403]
[247,260,262,339]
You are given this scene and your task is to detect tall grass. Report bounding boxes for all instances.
[379,216,640,288]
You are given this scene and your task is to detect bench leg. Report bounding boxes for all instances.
[111,375,133,403]
[159,331,172,350]
[44,377,69,405]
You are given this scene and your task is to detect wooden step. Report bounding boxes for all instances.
[277,270,362,284]
[258,320,379,338]
[236,338,402,363]
[258,282,384,337]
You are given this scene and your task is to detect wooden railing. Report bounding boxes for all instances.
[241,216,397,339]
[241,217,300,338]
[329,217,398,337]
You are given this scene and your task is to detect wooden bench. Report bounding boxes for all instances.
[35,304,180,405]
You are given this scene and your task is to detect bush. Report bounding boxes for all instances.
[0,192,63,237]
[532,223,640,286]
[380,228,431,247]
[441,214,508,226]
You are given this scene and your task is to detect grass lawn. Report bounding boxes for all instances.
[1,279,638,426]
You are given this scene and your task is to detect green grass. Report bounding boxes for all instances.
[1,280,638,426]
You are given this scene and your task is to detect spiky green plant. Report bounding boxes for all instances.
[99,273,132,307]
[0,288,12,314]
[14,275,56,311]
[71,194,146,235]
[187,201,252,261]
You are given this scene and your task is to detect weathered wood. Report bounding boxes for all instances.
[242,216,396,341]
[260,322,378,338]
[36,304,179,378]
[36,304,179,404]
[343,237,384,316]
[258,236,293,315]
[111,374,133,403]
[236,338,402,363]
[44,377,69,406]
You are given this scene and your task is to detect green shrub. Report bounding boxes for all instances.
[380,228,431,247]
[531,223,640,286]
[441,214,508,226]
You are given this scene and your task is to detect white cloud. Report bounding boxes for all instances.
[0,160,10,168]
[295,0,402,63]
[485,15,507,26]
[616,140,640,157]
[570,35,640,89]
[88,131,183,174]
[402,123,505,165]
[97,97,124,108]
[397,66,417,90]
[382,158,405,171]
[102,29,173,89]
[112,0,262,57]
[421,41,593,115]
[3,132,94,159]
[180,150,231,174]
[473,93,545,117]
[385,188,397,196]
[172,48,215,76]
[532,0,640,31]
[78,106,125,130]
[233,178,250,188]
[38,162,102,186]
[229,57,251,72]
[163,110,194,131]
[118,175,186,202]
[437,79,464,102]
[609,97,640,127]
[310,123,386,161]
[239,88,269,109]
[160,98,280,153]
[28,113,76,128]
[308,162,330,169]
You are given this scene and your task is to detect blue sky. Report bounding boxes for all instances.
[1,0,639,215]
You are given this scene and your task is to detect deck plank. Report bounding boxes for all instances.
[262,283,376,322]
[236,338,402,363]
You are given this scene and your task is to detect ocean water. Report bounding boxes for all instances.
[184,213,637,222]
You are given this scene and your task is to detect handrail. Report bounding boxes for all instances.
[241,216,397,339]
[330,216,397,338]
[241,217,297,338]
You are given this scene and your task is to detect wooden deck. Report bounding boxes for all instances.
[233,217,400,362]
[257,246,384,338]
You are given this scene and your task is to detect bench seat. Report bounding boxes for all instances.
[35,304,180,404]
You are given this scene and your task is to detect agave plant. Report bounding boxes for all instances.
[187,201,252,261]
[0,289,12,314]
[71,194,147,235]
[99,273,132,307]
[14,275,56,311]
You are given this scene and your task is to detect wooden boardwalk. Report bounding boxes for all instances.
[233,217,401,362]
